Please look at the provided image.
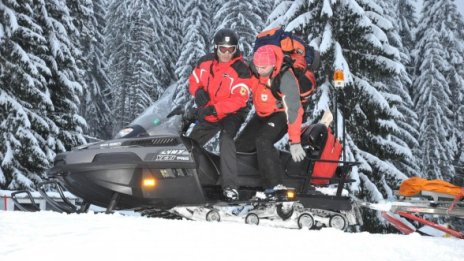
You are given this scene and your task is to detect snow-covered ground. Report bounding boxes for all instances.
[1,211,463,261]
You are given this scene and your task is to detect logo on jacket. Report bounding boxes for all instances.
[240,87,247,96]
[267,122,275,127]
[261,94,268,101]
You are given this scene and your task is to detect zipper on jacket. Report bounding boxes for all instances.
[215,81,223,97]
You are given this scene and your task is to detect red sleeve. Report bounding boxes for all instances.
[214,77,251,116]
[287,107,303,143]
[189,67,204,96]
[249,76,259,93]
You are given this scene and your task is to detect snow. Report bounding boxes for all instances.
[319,23,333,54]
[267,1,292,25]
[321,0,333,18]
[286,12,314,32]
[1,210,463,261]
[365,11,393,31]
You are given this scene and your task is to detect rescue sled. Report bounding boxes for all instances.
[365,177,464,239]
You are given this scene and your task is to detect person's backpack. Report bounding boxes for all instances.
[253,27,319,105]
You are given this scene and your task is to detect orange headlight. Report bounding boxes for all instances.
[143,178,156,187]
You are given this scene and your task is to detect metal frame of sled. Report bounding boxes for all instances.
[381,190,464,239]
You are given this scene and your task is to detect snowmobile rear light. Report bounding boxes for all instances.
[143,178,157,187]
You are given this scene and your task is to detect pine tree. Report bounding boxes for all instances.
[67,0,112,140]
[163,0,184,78]
[414,29,454,180]
[173,0,211,111]
[268,0,412,232]
[414,0,464,181]
[34,0,87,152]
[396,0,417,54]
[214,0,266,58]
[209,0,224,41]
[0,0,57,189]
[106,0,171,133]
[372,0,420,177]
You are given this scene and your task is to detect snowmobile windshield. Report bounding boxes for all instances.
[114,85,182,139]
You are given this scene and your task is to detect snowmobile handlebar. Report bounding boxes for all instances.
[167,105,197,134]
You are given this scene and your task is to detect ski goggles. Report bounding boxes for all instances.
[217,45,237,54]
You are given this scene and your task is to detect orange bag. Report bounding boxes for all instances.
[399,177,463,197]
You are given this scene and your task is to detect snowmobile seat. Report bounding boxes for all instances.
[236,151,262,187]
[236,151,259,174]
[191,145,219,186]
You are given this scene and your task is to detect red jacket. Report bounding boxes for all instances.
[250,46,304,143]
[189,54,251,122]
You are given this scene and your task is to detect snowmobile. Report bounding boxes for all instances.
[11,71,362,230]
[11,70,464,236]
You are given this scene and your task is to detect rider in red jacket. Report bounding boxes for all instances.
[188,29,251,201]
[236,45,307,190]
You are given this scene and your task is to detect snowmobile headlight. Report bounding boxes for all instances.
[143,178,157,187]
[116,127,133,138]
[287,190,296,200]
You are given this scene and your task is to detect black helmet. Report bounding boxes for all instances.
[214,28,239,46]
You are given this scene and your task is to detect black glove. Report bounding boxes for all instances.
[195,88,210,107]
[196,106,217,121]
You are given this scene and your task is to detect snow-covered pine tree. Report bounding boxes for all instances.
[371,0,420,177]
[414,29,454,180]
[67,0,112,140]
[209,0,224,42]
[0,0,57,190]
[441,2,464,186]
[106,0,171,133]
[396,0,417,58]
[414,0,464,181]
[395,0,422,173]
[34,0,87,152]
[163,0,184,78]
[214,0,267,58]
[268,0,411,231]
[173,0,211,111]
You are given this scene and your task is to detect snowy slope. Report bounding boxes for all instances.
[1,211,463,261]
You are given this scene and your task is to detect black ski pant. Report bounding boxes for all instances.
[189,113,244,190]
[235,112,288,189]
